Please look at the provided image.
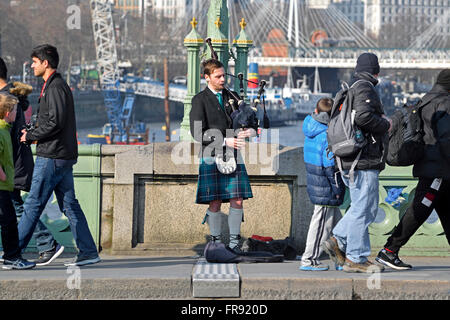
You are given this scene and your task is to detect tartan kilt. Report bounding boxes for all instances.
[196,157,253,204]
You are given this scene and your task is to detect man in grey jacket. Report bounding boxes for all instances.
[376,69,450,270]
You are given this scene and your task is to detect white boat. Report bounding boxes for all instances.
[285,75,332,119]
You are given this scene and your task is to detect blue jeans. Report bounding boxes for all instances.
[17,157,98,258]
[11,189,55,254]
[332,169,379,264]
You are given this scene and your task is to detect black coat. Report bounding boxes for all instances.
[26,73,78,160]
[0,83,34,191]
[413,84,450,179]
[189,87,240,158]
[340,72,390,171]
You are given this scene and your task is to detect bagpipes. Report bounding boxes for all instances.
[204,38,270,175]
[204,38,270,132]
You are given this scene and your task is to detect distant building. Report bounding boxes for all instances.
[363,0,450,38]
[307,0,449,38]
[115,0,149,17]
[331,0,365,26]
[150,0,186,19]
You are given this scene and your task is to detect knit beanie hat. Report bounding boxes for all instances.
[355,52,380,75]
[436,69,450,90]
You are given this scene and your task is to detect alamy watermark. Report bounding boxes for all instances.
[366,265,382,290]
[67,5,81,30]
[171,123,280,173]
[66,265,81,290]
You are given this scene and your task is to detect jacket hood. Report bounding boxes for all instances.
[351,72,379,87]
[303,114,328,138]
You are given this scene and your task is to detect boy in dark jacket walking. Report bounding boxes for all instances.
[376,69,450,270]
[300,98,345,271]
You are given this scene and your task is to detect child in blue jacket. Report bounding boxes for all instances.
[300,98,345,271]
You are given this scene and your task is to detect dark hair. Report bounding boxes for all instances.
[31,44,59,69]
[316,98,333,114]
[0,57,7,80]
[202,59,224,76]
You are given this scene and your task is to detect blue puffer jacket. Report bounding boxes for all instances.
[303,113,345,206]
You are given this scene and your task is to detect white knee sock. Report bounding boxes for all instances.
[228,207,243,236]
[206,209,222,240]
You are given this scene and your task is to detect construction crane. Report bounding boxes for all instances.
[89,0,141,144]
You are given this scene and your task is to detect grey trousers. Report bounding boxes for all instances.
[301,205,342,266]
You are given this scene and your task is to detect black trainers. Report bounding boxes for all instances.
[375,249,412,270]
[35,244,65,266]
[64,255,101,267]
[3,257,36,270]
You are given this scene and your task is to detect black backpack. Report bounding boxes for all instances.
[386,101,427,166]
[203,241,284,263]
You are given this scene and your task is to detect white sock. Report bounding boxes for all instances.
[206,209,222,239]
[228,207,243,236]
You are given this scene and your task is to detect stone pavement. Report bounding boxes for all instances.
[0,253,448,300]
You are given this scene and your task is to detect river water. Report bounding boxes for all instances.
[77,120,306,147]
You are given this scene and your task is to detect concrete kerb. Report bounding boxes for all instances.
[0,255,448,300]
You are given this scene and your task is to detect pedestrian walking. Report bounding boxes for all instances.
[376,69,450,270]
[0,57,64,266]
[18,44,100,266]
[0,93,35,269]
[322,52,390,273]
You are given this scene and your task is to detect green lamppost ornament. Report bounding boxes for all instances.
[180,17,203,141]
[233,18,253,101]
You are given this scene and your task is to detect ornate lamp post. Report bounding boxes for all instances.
[233,18,253,101]
[180,1,253,141]
[180,18,203,141]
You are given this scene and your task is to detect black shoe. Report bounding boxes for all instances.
[210,235,222,243]
[35,244,65,266]
[3,257,36,270]
[375,249,412,270]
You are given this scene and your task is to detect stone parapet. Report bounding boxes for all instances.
[99,142,312,256]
